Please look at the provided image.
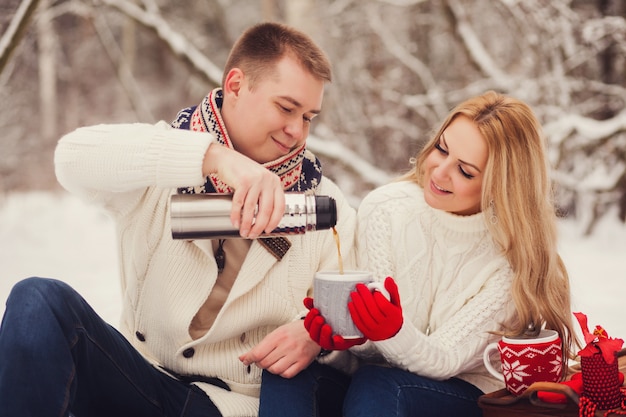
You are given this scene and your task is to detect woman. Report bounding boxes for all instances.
[260,91,577,417]
[343,90,577,416]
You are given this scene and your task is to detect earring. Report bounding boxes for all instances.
[489,201,498,225]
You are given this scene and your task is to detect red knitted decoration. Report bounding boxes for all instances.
[574,312,626,415]
[579,388,626,417]
[579,396,597,417]
[581,352,622,410]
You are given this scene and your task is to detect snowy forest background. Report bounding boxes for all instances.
[0,0,625,344]
[1,0,625,235]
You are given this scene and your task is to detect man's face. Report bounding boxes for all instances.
[221,55,325,164]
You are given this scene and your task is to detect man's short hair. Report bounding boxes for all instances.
[222,22,332,88]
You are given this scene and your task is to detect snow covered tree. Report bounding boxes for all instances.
[1,0,624,234]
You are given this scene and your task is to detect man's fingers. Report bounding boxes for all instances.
[229,183,284,239]
[248,186,275,238]
[240,186,262,238]
[264,186,286,234]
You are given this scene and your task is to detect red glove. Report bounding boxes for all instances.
[537,372,624,404]
[536,373,583,404]
[302,297,366,350]
[348,277,403,341]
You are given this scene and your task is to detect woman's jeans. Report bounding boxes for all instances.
[259,360,351,417]
[260,362,484,417]
[344,365,484,417]
[0,277,221,417]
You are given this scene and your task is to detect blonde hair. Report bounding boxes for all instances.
[222,22,332,88]
[401,91,576,362]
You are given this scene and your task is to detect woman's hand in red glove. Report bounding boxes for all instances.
[302,297,366,350]
[348,277,403,341]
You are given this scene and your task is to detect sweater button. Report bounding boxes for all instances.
[135,331,146,342]
[182,348,195,358]
[240,333,246,343]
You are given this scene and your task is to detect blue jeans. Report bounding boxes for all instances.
[259,360,351,417]
[0,277,221,417]
[344,365,484,417]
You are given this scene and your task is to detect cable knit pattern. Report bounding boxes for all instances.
[54,121,357,417]
[352,180,515,393]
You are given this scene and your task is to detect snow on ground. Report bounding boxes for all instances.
[0,192,120,324]
[1,191,625,342]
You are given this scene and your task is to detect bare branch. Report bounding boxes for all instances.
[139,0,159,14]
[307,134,393,188]
[99,0,223,86]
[377,0,427,5]
[364,3,449,118]
[445,0,511,89]
[0,0,41,75]
[545,110,626,146]
[552,163,625,193]
[92,10,154,121]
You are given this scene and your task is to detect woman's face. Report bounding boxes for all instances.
[422,115,488,215]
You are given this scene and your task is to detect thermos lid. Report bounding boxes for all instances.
[314,195,337,230]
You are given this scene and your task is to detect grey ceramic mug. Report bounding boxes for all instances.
[313,270,389,339]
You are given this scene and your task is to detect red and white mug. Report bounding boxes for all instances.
[483,329,563,395]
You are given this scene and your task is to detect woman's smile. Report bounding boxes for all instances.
[430,180,451,195]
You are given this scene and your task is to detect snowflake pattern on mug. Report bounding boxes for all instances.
[499,344,562,394]
[502,360,531,382]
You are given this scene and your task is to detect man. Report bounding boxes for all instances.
[0,22,355,417]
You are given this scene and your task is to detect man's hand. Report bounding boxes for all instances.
[203,144,285,238]
[238,321,319,379]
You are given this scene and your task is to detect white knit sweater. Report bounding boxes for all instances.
[54,121,357,416]
[351,180,515,393]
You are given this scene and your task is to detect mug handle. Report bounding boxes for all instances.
[483,342,504,380]
[366,281,391,301]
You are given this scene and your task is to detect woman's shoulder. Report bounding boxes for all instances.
[357,181,426,222]
[361,180,423,207]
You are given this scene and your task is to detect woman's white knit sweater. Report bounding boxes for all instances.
[54,121,357,417]
[351,180,515,393]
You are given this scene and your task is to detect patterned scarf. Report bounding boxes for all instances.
[171,88,323,259]
[172,88,322,194]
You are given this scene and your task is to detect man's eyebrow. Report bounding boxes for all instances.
[442,133,482,173]
[278,96,321,114]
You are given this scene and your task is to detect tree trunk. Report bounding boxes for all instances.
[37,0,57,141]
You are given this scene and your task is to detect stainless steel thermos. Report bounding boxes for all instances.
[170,192,337,239]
